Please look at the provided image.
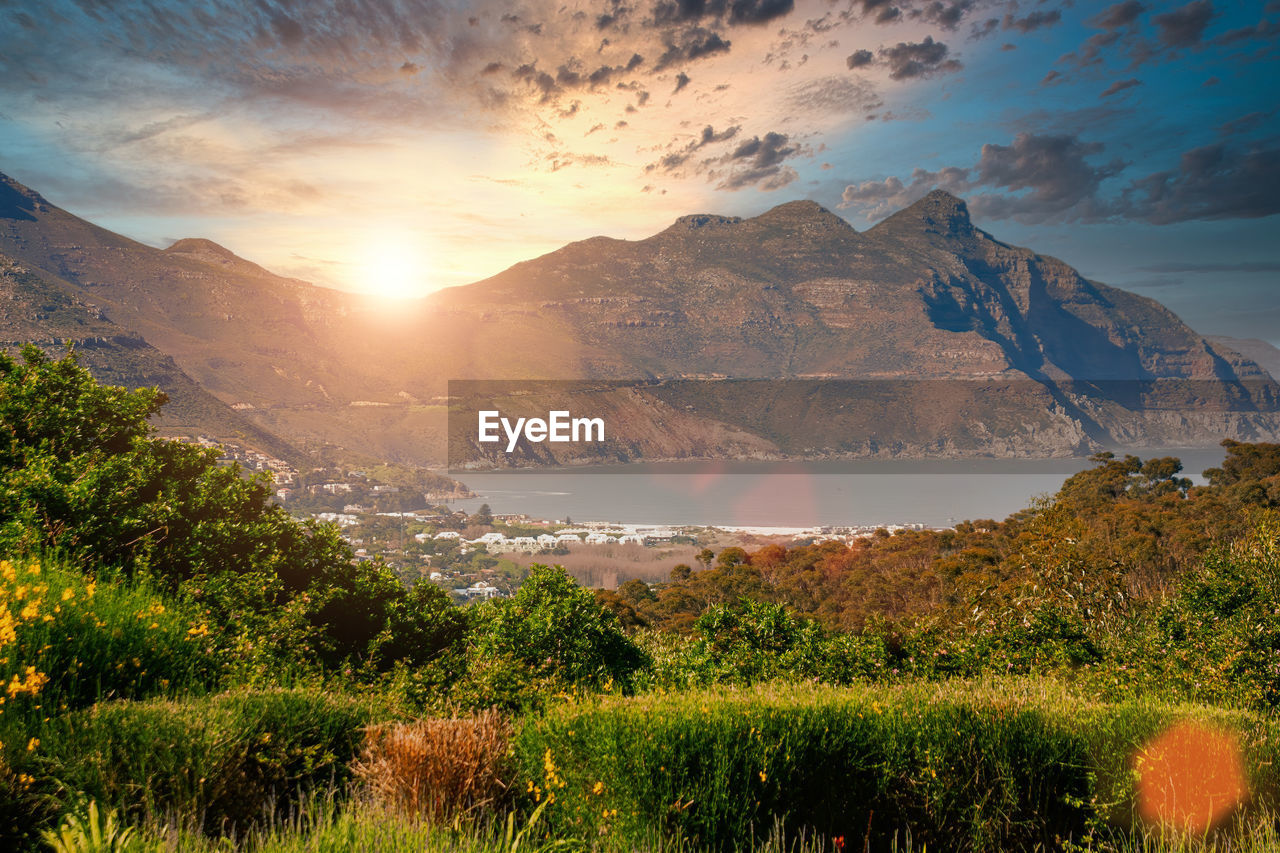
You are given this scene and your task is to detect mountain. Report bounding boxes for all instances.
[1,171,1277,467]
[1209,337,1280,381]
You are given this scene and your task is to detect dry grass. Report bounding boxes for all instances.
[353,710,512,821]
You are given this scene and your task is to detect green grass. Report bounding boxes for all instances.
[2,688,376,849]
[509,680,1280,853]
[0,555,224,725]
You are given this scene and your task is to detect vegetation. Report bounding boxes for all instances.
[4,347,1280,851]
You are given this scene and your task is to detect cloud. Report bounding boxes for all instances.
[544,151,615,172]
[911,0,976,31]
[878,36,962,80]
[1091,1,1147,30]
[846,49,875,69]
[839,131,1280,226]
[715,131,802,190]
[654,28,732,70]
[648,0,795,28]
[1218,111,1275,137]
[839,132,1125,223]
[787,76,882,115]
[970,134,1124,216]
[1153,0,1216,48]
[1120,138,1280,223]
[728,0,797,25]
[644,124,741,173]
[1057,1,1147,71]
[1002,10,1061,33]
[1101,78,1142,97]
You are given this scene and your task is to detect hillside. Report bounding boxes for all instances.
[2,171,1277,467]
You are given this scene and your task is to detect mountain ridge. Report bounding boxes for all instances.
[1,169,1276,467]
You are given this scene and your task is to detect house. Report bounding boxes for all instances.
[454,581,502,600]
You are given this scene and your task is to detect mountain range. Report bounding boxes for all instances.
[2,170,1277,469]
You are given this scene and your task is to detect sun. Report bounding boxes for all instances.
[362,234,429,299]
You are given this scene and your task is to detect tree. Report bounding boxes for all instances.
[0,345,458,668]
[470,564,645,687]
[473,503,494,526]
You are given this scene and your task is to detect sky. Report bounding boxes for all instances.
[0,0,1277,343]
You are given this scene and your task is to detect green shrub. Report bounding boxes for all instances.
[458,565,647,710]
[0,556,223,725]
[635,600,891,688]
[14,688,373,843]
[510,682,1280,853]
[0,345,458,671]
[1153,512,1280,708]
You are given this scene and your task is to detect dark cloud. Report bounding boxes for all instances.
[1153,0,1216,48]
[842,131,1280,227]
[512,63,561,103]
[1058,1,1147,71]
[650,0,794,27]
[1218,111,1275,137]
[912,0,975,31]
[673,71,691,92]
[846,49,874,69]
[1215,20,1280,45]
[1120,139,1280,223]
[728,0,796,25]
[399,61,421,74]
[879,37,962,80]
[654,27,731,70]
[1101,78,1142,97]
[644,124,740,173]
[971,17,1000,39]
[1091,1,1146,30]
[839,132,1124,223]
[716,131,801,190]
[1002,10,1061,33]
[847,0,901,26]
[968,133,1125,220]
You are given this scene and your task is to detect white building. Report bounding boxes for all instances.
[454,581,502,600]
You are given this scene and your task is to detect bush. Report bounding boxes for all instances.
[353,710,511,820]
[633,600,892,688]
[0,556,223,725]
[461,565,646,707]
[0,346,465,672]
[1154,512,1280,708]
[12,688,373,842]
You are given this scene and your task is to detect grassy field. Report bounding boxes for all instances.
[14,679,1280,853]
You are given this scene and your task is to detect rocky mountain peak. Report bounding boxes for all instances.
[167,237,239,258]
[873,188,975,240]
[752,199,855,230]
[165,237,273,277]
[667,213,743,232]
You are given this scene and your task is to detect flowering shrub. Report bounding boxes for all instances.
[0,556,223,726]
